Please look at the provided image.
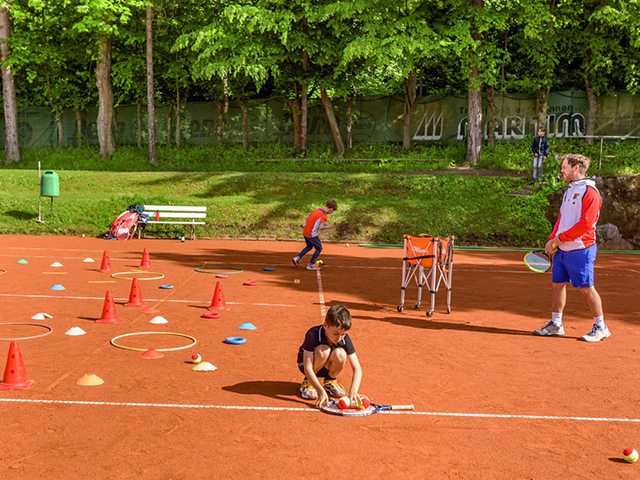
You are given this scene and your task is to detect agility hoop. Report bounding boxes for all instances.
[0,322,53,341]
[110,271,165,281]
[194,266,243,275]
[110,332,196,352]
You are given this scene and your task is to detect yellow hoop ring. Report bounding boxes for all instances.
[110,331,196,352]
[110,270,165,281]
[0,322,53,341]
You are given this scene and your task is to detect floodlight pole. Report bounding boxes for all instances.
[36,161,44,224]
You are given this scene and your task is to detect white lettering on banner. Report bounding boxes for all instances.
[456,113,585,140]
[413,110,444,140]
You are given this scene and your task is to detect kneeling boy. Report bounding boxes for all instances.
[297,304,363,408]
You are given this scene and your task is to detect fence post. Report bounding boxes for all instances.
[598,137,604,176]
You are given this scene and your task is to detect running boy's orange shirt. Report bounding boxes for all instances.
[303,208,328,237]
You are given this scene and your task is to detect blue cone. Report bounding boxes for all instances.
[50,284,65,290]
[237,322,257,330]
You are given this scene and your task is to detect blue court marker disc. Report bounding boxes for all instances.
[50,284,65,290]
[238,322,257,330]
[159,285,174,289]
[224,336,246,345]
[263,267,274,271]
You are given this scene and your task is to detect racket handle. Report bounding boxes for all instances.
[390,404,414,411]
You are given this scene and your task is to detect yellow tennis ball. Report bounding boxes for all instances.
[345,243,350,247]
[623,448,638,463]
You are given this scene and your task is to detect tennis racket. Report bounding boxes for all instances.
[523,250,552,273]
[320,401,414,417]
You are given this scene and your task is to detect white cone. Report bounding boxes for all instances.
[65,327,87,336]
[31,313,46,320]
[149,316,168,324]
[83,258,95,263]
[51,262,64,267]
[192,361,217,372]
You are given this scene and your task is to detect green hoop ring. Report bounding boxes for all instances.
[110,271,165,281]
[110,331,197,352]
[0,322,53,341]
[194,266,243,275]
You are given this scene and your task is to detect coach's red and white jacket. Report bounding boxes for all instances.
[549,177,602,251]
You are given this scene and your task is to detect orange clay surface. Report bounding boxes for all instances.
[0,235,639,479]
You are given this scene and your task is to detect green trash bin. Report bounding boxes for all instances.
[40,171,60,197]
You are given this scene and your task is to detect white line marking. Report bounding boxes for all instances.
[316,270,326,318]
[0,398,637,423]
[0,293,297,308]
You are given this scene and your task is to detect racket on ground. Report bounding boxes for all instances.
[523,250,552,273]
[320,401,414,417]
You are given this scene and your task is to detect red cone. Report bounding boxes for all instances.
[0,341,35,390]
[124,277,145,307]
[208,281,229,311]
[96,290,124,324]
[139,248,152,269]
[98,250,113,273]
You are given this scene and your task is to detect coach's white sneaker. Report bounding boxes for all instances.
[534,321,565,336]
[581,324,611,342]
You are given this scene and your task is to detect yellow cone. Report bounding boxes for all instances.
[77,373,104,386]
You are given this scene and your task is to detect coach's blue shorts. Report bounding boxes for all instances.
[552,244,597,288]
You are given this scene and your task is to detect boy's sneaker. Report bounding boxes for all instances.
[306,263,321,270]
[581,324,611,343]
[300,378,317,400]
[533,321,565,336]
[292,256,300,267]
[323,378,345,398]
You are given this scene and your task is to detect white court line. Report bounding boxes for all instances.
[0,293,297,308]
[316,270,326,319]
[0,398,638,423]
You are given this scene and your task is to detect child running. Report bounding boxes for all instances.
[297,305,363,408]
[292,199,337,271]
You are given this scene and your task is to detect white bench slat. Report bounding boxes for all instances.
[146,221,206,225]
[144,205,206,212]
[151,212,207,219]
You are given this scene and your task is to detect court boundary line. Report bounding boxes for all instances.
[0,398,638,423]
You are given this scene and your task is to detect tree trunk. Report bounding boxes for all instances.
[346,95,353,150]
[146,6,157,165]
[402,69,421,151]
[96,35,116,157]
[320,87,345,157]
[216,100,223,146]
[136,101,142,147]
[240,99,249,151]
[537,87,549,132]
[0,4,20,162]
[466,0,484,165]
[289,98,301,149]
[55,112,63,149]
[175,76,181,148]
[166,104,173,147]
[486,85,497,147]
[300,18,308,156]
[75,107,83,148]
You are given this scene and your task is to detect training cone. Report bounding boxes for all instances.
[98,251,113,273]
[142,305,159,314]
[65,327,86,336]
[140,349,164,359]
[149,316,168,324]
[207,281,230,311]
[124,277,145,307]
[83,257,95,263]
[77,373,104,386]
[192,361,217,372]
[95,290,124,324]
[138,248,153,269]
[0,341,35,390]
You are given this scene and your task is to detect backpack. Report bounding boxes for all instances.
[103,204,149,240]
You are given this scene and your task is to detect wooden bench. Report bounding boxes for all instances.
[138,205,207,240]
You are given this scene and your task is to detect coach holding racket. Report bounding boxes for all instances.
[533,154,610,342]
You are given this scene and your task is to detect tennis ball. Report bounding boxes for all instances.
[315,260,324,266]
[353,395,370,409]
[191,353,202,364]
[81,233,85,237]
[345,243,350,247]
[623,448,638,463]
[338,396,350,409]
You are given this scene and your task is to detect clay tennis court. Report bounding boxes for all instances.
[0,235,638,479]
